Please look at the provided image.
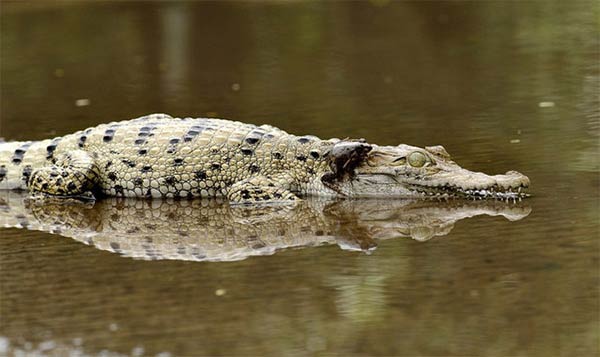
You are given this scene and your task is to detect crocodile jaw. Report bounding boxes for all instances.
[349,169,530,199]
[399,169,530,199]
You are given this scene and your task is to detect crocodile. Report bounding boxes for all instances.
[0,113,530,203]
[0,191,531,262]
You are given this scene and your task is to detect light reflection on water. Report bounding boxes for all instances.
[0,1,598,356]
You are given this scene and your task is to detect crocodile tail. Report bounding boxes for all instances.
[0,140,48,190]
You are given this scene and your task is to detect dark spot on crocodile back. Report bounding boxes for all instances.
[190,125,206,131]
[21,165,32,183]
[137,126,156,141]
[297,137,311,144]
[310,151,320,159]
[245,137,260,145]
[134,178,143,186]
[46,140,60,160]
[173,158,184,166]
[165,176,177,185]
[0,165,7,182]
[121,159,136,168]
[211,163,221,170]
[249,128,266,137]
[184,129,201,142]
[296,155,307,162]
[241,189,251,200]
[141,166,153,173]
[190,248,206,260]
[183,131,197,143]
[114,185,124,195]
[67,182,77,191]
[11,143,31,165]
[166,138,181,153]
[107,172,117,181]
[78,135,87,148]
[103,128,116,143]
[272,152,283,160]
[241,149,253,156]
[138,149,147,155]
[195,170,207,180]
[249,164,260,173]
[16,214,29,229]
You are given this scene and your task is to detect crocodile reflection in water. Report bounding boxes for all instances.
[0,192,530,262]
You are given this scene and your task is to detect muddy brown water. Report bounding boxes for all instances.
[1,2,598,356]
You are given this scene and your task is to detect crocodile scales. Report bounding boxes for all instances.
[0,113,530,202]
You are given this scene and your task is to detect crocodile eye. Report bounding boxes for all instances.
[408,152,428,167]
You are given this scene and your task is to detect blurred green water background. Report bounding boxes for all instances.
[0,1,598,356]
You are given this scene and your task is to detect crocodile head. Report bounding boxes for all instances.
[322,142,530,199]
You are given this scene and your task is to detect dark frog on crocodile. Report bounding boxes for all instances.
[0,113,530,203]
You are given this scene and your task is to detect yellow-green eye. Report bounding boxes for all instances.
[408,152,428,167]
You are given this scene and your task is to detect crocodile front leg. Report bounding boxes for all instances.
[227,175,299,204]
[27,150,99,198]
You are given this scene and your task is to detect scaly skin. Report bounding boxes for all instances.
[0,113,530,202]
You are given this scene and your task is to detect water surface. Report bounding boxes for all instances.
[1,2,598,356]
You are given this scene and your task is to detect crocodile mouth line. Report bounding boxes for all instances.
[409,183,530,201]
